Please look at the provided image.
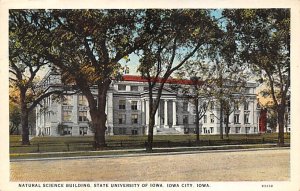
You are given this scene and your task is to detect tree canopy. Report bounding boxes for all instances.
[223,9,290,144]
[9,9,290,147]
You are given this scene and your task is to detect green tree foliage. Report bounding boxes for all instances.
[21,9,151,149]
[9,10,63,144]
[223,9,290,145]
[9,100,21,135]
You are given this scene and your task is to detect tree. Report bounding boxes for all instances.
[9,98,21,135]
[26,9,151,149]
[175,63,213,143]
[188,77,210,143]
[137,10,222,151]
[184,60,247,139]
[9,10,63,145]
[197,11,250,139]
[265,104,278,132]
[223,9,290,145]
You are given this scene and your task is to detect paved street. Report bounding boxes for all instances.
[10,149,289,181]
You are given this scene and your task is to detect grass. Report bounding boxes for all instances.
[9,133,290,156]
[10,143,287,160]
[10,133,289,144]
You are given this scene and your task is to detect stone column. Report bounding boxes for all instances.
[141,99,145,125]
[249,101,253,123]
[106,92,114,135]
[164,99,168,128]
[145,100,149,125]
[73,94,78,124]
[155,109,158,126]
[157,102,161,127]
[172,100,176,126]
[230,112,234,133]
[240,103,245,133]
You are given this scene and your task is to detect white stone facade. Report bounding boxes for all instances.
[36,71,260,136]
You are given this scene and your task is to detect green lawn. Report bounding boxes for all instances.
[10,143,284,160]
[9,133,290,154]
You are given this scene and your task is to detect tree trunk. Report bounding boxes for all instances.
[146,86,158,152]
[195,98,200,143]
[20,89,30,145]
[277,105,285,146]
[21,106,30,145]
[91,110,107,149]
[219,100,224,140]
[147,114,155,152]
[88,83,109,150]
[225,114,230,138]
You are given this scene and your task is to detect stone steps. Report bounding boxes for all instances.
[156,128,181,135]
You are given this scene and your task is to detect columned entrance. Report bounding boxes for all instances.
[161,99,176,128]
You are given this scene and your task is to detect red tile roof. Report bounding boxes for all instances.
[122,75,194,85]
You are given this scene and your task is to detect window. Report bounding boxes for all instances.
[192,107,196,114]
[245,127,250,134]
[63,111,72,121]
[119,128,126,135]
[203,115,207,123]
[79,127,88,135]
[131,129,138,135]
[183,102,188,112]
[234,101,239,110]
[130,85,138,91]
[47,112,51,121]
[119,100,126,110]
[244,102,249,110]
[118,114,126,124]
[210,102,214,110]
[183,115,189,124]
[193,115,197,124]
[244,114,249,124]
[210,127,214,133]
[63,127,72,135]
[118,84,126,91]
[234,114,240,124]
[46,97,51,107]
[78,95,88,106]
[210,114,214,123]
[131,101,138,110]
[79,111,88,122]
[131,114,138,124]
[235,127,241,133]
[63,95,72,105]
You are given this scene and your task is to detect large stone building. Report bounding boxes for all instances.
[36,70,261,136]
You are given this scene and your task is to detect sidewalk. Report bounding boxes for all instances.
[11,149,290,181]
[10,143,290,162]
